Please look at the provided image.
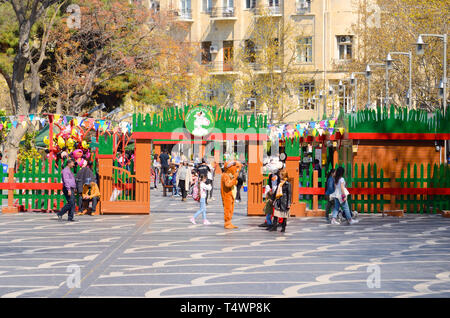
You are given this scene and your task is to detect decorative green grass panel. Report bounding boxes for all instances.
[348,105,450,134]
[133,105,268,134]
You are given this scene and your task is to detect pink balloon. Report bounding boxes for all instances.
[72,149,83,159]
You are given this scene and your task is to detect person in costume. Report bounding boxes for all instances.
[221,161,242,229]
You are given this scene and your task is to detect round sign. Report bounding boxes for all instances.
[184,106,215,137]
[279,152,287,161]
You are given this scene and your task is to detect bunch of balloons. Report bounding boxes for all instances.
[43,124,91,167]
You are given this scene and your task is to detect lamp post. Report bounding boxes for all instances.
[350,72,366,110]
[365,63,386,108]
[415,34,447,114]
[386,51,413,109]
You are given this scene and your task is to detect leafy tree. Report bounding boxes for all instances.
[348,0,449,111]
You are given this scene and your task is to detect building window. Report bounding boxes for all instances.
[337,35,353,60]
[203,0,212,12]
[201,42,212,64]
[297,36,313,63]
[269,0,280,6]
[298,81,315,110]
[296,0,311,14]
[244,39,256,63]
[245,0,256,9]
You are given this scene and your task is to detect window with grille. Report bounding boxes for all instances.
[337,35,353,60]
[297,37,313,63]
[298,81,315,110]
[201,42,212,64]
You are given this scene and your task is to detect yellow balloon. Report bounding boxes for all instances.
[57,136,66,149]
[44,136,49,145]
[82,140,89,149]
[71,128,78,137]
[67,138,74,148]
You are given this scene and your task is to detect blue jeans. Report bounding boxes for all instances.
[193,198,207,220]
[266,213,272,225]
[331,198,352,220]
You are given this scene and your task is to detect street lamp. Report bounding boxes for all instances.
[415,33,447,114]
[350,72,365,110]
[386,51,413,109]
[365,63,386,108]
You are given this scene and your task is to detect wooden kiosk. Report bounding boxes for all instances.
[97,105,268,215]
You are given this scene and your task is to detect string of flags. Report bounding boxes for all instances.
[268,118,346,141]
[0,113,133,134]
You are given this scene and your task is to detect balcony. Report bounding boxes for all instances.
[248,62,282,74]
[204,61,237,75]
[254,6,282,18]
[172,9,193,22]
[210,7,237,21]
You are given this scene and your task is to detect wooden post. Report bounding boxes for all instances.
[312,169,319,211]
[214,142,222,175]
[285,157,302,216]
[154,144,161,156]
[2,168,18,213]
[247,140,264,216]
[134,139,151,214]
[98,154,113,215]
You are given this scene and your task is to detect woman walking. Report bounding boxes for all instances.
[190,175,212,225]
[152,154,161,189]
[177,161,192,201]
[268,170,292,232]
[330,166,359,225]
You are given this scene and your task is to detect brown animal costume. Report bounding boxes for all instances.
[221,161,242,229]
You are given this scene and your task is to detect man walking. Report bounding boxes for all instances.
[58,159,77,222]
[159,150,170,184]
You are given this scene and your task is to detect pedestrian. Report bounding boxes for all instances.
[235,163,246,202]
[75,159,94,211]
[159,150,170,182]
[152,154,161,189]
[205,161,214,203]
[177,161,192,201]
[330,166,359,225]
[259,184,274,228]
[190,174,212,225]
[208,162,216,201]
[57,159,77,222]
[78,180,100,215]
[325,169,336,222]
[268,170,292,232]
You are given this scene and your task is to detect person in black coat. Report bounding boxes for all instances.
[268,170,292,233]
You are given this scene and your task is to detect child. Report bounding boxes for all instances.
[259,185,274,228]
[190,175,212,225]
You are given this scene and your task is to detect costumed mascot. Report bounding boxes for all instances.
[221,160,242,229]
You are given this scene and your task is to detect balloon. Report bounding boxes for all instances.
[81,140,89,149]
[76,158,86,167]
[66,138,74,149]
[57,136,66,149]
[72,149,83,159]
[85,151,90,159]
[71,128,78,138]
[44,136,49,145]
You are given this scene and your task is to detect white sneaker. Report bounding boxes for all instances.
[348,219,359,225]
[190,217,196,225]
[331,218,340,225]
[203,219,211,225]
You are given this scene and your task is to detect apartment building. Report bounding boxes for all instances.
[146,0,359,123]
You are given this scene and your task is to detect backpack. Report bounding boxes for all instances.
[192,181,200,202]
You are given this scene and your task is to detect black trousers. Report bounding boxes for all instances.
[179,179,187,199]
[236,179,243,201]
[205,179,213,204]
[82,197,99,212]
[59,187,75,220]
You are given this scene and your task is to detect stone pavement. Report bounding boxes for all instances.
[0,180,450,298]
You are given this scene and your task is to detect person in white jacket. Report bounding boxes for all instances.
[190,175,212,225]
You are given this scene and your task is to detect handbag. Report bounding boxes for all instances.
[338,187,350,204]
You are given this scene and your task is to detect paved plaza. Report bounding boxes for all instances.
[0,181,450,298]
